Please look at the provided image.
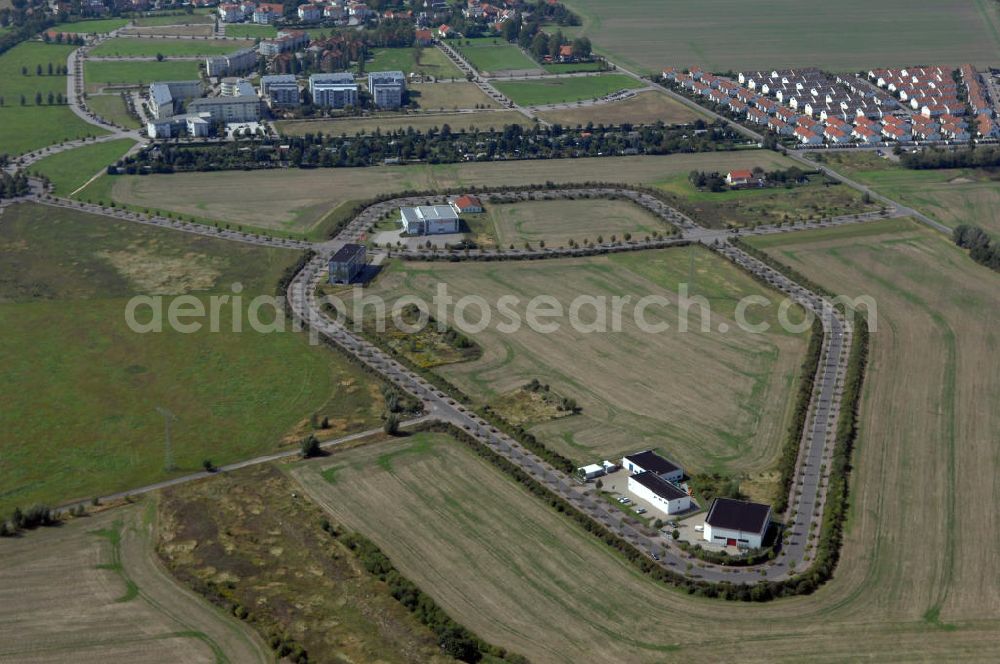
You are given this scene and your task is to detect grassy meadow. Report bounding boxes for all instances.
[86,92,141,128]
[454,37,539,72]
[0,203,384,513]
[0,42,108,154]
[89,37,252,57]
[494,73,645,106]
[366,46,463,79]
[560,0,1000,72]
[408,81,500,109]
[363,246,808,478]
[85,59,201,88]
[29,138,137,196]
[57,18,129,33]
[223,23,277,38]
[818,151,1000,237]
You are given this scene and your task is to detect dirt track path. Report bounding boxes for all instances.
[119,501,272,664]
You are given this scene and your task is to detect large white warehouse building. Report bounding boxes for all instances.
[628,471,691,516]
[400,205,460,235]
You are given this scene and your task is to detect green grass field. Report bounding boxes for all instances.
[223,23,277,38]
[363,246,807,478]
[817,152,1000,237]
[657,173,879,228]
[366,46,463,79]
[0,203,384,514]
[453,37,539,73]
[57,18,130,33]
[494,74,645,106]
[541,61,606,74]
[29,138,136,196]
[0,42,109,154]
[561,0,1000,72]
[85,60,202,87]
[86,92,142,129]
[537,89,704,126]
[89,38,252,57]
[133,11,215,27]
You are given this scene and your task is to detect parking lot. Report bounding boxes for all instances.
[597,467,701,523]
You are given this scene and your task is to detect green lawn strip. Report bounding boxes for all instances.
[58,18,130,33]
[493,73,644,106]
[0,106,108,156]
[30,138,137,196]
[223,23,277,38]
[85,59,202,86]
[86,93,142,128]
[90,38,253,57]
[133,11,216,27]
[453,37,538,72]
[366,46,463,79]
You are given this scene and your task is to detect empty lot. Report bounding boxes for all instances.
[108,152,798,234]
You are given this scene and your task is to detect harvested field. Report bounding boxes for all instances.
[158,464,450,663]
[477,197,667,248]
[133,11,215,27]
[294,420,1000,662]
[537,89,704,126]
[493,74,645,106]
[363,246,808,475]
[0,502,268,663]
[0,203,383,513]
[276,109,525,138]
[108,151,798,233]
[561,0,1000,72]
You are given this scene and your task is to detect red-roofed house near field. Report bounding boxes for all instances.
[726,170,755,186]
[450,194,484,214]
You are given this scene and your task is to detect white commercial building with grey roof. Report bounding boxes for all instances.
[400,205,460,235]
[148,80,203,119]
[627,471,691,516]
[703,497,772,549]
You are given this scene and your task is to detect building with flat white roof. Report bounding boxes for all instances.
[148,80,202,119]
[400,205,460,235]
[309,72,358,108]
[260,74,300,106]
[368,70,405,109]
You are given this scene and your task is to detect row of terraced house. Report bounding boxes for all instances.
[664,65,997,146]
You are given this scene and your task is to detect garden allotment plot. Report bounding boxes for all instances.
[363,245,807,475]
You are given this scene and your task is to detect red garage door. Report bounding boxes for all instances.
[727,538,736,546]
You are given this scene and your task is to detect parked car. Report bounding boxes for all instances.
[694,524,704,532]
[635,507,647,515]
